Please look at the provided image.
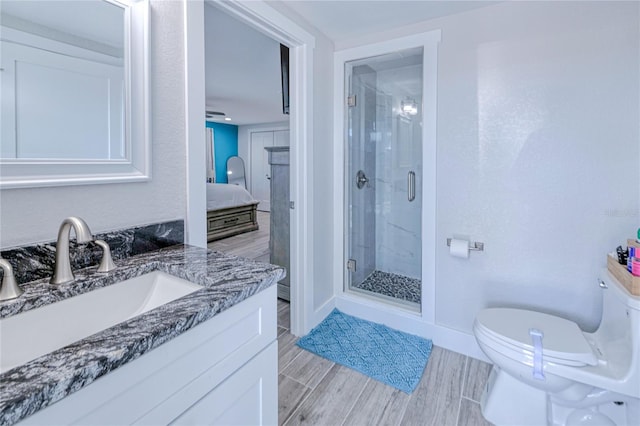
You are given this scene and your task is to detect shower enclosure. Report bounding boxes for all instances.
[344,47,424,311]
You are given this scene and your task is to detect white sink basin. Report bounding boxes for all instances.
[0,271,202,373]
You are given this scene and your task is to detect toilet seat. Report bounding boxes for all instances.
[475,308,598,367]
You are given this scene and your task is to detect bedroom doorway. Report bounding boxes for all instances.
[200,2,302,311]
[187,0,315,336]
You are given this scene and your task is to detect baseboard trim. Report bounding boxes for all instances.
[335,294,489,362]
[309,297,336,331]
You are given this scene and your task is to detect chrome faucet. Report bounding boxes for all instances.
[50,217,93,285]
[0,259,23,301]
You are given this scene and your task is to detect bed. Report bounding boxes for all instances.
[206,183,259,242]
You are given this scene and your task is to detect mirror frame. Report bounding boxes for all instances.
[0,0,150,189]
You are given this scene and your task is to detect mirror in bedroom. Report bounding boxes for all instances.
[226,156,247,189]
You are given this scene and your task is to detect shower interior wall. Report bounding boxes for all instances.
[374,65,422,280]
[348,59,423,291]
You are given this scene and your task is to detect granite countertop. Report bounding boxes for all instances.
[0,244,285,426]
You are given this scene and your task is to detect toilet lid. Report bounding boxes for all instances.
[476,308,598,366]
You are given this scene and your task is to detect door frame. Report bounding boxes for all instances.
[342,57,425,310]
[185,0,316,336]
[332,31,440,324]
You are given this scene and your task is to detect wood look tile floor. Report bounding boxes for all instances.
[277,301,493,426]
[208,211,270,262]
[207,211,494,425]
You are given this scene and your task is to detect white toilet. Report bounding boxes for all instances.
[473,271,640,426]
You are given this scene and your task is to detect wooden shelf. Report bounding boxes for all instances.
[607,253,640,296]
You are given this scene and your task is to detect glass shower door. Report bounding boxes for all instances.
[345,47,424,310]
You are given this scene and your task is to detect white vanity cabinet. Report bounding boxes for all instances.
[21,286,278,426]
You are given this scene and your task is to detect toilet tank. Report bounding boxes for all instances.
[598,272,639,339]
[596,270,640,395]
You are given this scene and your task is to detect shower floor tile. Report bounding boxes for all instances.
[353,270,421,304]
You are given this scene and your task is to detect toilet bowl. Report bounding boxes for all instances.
[473,271,640,426]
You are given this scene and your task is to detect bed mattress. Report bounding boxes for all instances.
[206,183,256,210]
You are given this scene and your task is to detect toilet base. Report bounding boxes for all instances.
[481,366,548,426]
[481,366,640,426]
[552,394,639,426]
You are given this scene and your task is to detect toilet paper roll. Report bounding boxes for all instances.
[449,238,469,259]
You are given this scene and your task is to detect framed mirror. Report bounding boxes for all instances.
[0,0,150,188]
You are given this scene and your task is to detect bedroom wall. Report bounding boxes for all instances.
[0,0,187,249]
[336,1,639,334]
[206,121,238,183]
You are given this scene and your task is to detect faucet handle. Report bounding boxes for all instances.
[0,259,23,301]
[95,240,117,273]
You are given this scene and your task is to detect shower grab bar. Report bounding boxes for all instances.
[408,171,416,202]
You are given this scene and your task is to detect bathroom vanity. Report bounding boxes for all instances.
[0,244,285,425]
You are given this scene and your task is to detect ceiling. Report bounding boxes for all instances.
[281,1,498,44]
[205,4,288,126]
[204,1,497,126]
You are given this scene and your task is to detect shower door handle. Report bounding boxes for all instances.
[408,171,416,202]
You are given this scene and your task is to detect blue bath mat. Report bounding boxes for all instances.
[296,309,432,394]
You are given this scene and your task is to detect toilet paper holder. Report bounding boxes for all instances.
[446,238,484,251]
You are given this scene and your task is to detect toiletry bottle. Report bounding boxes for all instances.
[633,258,640,277]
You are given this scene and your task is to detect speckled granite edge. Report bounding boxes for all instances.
[0,244,285,426]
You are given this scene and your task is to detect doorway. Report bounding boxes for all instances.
[333,30,440,333]
[186,0,316,336]
[344,47,424,311]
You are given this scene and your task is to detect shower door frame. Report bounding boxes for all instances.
[333,30,440,325]
[344,50,424,311]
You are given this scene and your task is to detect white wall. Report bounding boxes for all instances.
[305,25,335,315]
[266,1,336,316]
[337,1,639,333]
[0,1,187,248]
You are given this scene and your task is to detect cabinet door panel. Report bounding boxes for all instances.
[20,287,277,426]
[171,341,278,426]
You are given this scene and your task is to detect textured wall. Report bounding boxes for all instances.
[339,1,639,332]
[309,30,337,312]
[0,1,187,248]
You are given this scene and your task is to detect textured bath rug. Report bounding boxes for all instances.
[296,309,432,393]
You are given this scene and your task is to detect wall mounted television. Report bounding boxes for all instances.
[280,44,290,115]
